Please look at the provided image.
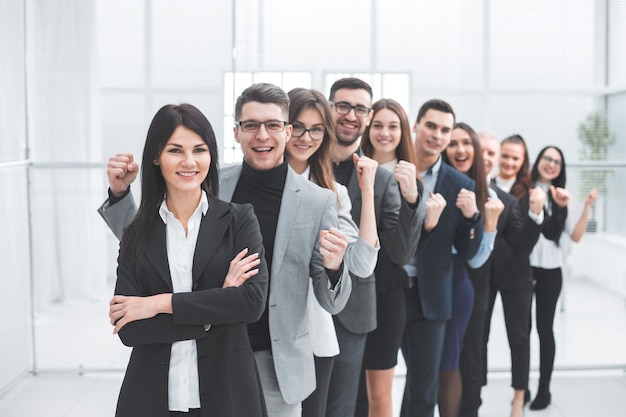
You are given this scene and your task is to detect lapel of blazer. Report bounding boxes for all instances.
[192,196,232,286]
[272,168,302,277]
[434,161,450,194]
[145,220,173,290]
[347,167,361,211]
[346,151,362,221]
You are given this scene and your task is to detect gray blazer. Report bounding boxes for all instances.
[98,163,352,405]
[336,162,423,334]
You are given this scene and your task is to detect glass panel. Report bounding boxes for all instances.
[0,166,32,387]
[0,0,26,162]
[487,94,596,162]
[95,0,145,88]
[490,0,595,89]
[382,74,411,114]
[609,0,626,85]
[151,2,230,88]
[30,166,129,370]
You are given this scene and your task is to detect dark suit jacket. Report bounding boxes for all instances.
[491,189,543,291]
[467,185,538,310]
[414,161,483,320]
[114,197,268,417]
[337,157,422,334]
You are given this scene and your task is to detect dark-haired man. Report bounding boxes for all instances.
[325,78,423,417]
[400,99,484,417]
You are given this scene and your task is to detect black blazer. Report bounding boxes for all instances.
[414,162,483,320]
[114,197,269,417]
[468,185,541,309]
[374,179,424,293]
[337,153,422,334]
[490,186,543,291]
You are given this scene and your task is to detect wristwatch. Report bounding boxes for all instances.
[465,210,482,223]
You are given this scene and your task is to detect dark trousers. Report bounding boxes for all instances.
[325,318,367,417]
[302,355,335,417]
[485,283,532,390]
[458,308,488,417]
[532,266,563,387]
[400,286,446,417]
[459,267,491,417]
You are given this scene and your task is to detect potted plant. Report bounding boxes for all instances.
[577,112,616,232]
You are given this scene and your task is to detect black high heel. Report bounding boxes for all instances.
[529,386,551,410]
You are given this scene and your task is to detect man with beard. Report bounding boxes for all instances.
[324,78,423,417]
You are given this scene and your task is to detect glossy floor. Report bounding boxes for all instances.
[1,276,625,417]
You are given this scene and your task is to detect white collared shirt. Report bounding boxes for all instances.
[158,191,209,412]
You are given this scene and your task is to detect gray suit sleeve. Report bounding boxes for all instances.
[310,191,352,315]
[97,191,138,241]
[379,176,423,266]
[336,183,379,278]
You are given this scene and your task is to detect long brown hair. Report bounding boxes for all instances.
[501,134,533,200]
[443,122,488,210]
[361,98,419,177]
[287,88,336,193]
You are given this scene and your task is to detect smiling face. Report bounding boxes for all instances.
[285,107,325,174]
[413,109,454,159]
[536,147,563,183]
[234,101,292,171]
[446,127,475,174]
[498,141,526,180]
[368,108,402,162]
[479,134,500,176]
[330,88,372,147]
[157,125,210,197]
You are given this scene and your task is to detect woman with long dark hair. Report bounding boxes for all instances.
[109,103,269,417]
[489,134,546,417]
[528,146,598,410]
[439,122,503,417]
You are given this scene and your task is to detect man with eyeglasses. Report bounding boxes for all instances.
[324,77,423,417]
[98,83,353,417]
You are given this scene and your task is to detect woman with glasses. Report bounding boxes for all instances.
[285,87,380,417]
[528,146,598,410]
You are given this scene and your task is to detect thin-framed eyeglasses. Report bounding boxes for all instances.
[541,155,562,167]
[235,120,289,133]
[291,124,325,141]
[329,101,372,118]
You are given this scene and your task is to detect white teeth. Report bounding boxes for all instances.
[178,172,196,177]
[254,147,271,152]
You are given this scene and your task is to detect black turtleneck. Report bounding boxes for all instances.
[231,160,287,351]
[333,156,355,187]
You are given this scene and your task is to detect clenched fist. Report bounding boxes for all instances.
[319,227,349,271]
[424,192,446,232]
[107,153,139,196]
